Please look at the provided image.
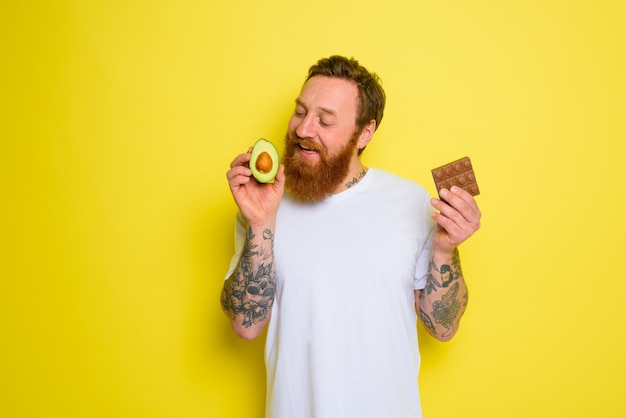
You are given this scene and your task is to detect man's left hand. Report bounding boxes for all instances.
[430,186,481,254]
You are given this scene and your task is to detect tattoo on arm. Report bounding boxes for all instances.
[431,282,461,337]
[420,248,468,337]
[419,303,437,335]
[424,247,462,294]
[221,227,276,328]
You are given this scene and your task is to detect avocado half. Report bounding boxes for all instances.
[250,138,279,183]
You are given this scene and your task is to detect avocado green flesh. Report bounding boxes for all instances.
[250,139,279,183]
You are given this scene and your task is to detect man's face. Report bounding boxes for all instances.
[283,76,363,202]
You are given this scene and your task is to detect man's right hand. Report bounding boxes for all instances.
[226,148,285,226]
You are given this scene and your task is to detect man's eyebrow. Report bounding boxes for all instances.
[295,98,337,116]
[318,106,337,116]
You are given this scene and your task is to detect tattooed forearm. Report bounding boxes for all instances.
[419,306,437,335]
[424,247,462,294]
[431,282,461,337]
[419,248,469,339]
[221,226,276,328]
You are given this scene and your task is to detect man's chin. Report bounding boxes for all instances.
[284,162,338,203]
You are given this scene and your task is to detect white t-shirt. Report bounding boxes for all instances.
[227,168,435,418]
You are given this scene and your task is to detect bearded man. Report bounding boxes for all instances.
[221,55,482,418]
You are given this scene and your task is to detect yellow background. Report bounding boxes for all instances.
[2,0,625,417]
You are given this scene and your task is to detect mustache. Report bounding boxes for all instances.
[286,134,323,154]
[297,139,322,153]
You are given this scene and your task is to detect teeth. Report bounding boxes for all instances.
[297,140,320,153]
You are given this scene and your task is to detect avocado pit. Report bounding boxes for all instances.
[255,151,273,173]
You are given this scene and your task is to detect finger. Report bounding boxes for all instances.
[431,196,467,227]
[226,165,252,185]
[432,212,462,238]
[438,187,480,223]
[431,194,481,240]
[272,164,286,186]
[431,195,480,237]
[450,186,481,219]
[432,208,478,247]
[229,150,252,169]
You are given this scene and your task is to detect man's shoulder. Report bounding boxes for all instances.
[367,168,430,196]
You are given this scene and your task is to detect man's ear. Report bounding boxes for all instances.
[357,119,377,149]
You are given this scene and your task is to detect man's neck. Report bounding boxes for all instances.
[344,167,368,189]
[334,160,368,194]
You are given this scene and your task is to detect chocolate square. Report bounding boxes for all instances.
[431,156,480,197]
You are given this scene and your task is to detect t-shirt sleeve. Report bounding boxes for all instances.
[413,203,436,290]
[224,211,247,281]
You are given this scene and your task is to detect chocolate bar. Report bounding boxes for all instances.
[431,156,480,197]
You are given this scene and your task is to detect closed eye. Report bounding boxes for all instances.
[294,100,307,118]
[319,118,333,127]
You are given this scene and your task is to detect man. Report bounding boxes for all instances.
[221,55,481,417]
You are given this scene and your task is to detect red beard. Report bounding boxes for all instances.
[282,131,359,203]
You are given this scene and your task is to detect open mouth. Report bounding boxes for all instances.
[299,144,317,154]
[298,140,320,154]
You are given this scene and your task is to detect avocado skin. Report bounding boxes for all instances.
[250,138,279,183]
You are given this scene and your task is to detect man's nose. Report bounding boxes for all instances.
[295,114,315,139]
